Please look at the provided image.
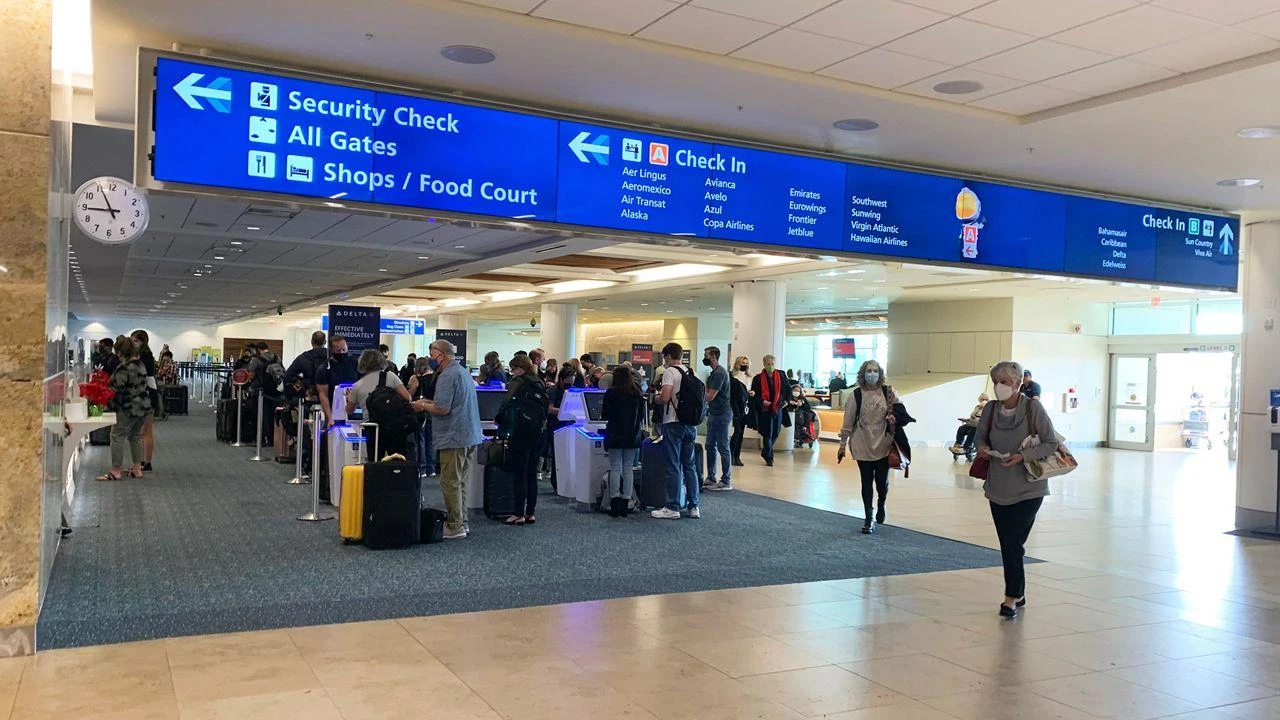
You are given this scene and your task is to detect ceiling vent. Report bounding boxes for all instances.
[244,206,298,219]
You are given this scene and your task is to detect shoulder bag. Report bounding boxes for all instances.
[1020,402,1078,481]
[968,404,995,479]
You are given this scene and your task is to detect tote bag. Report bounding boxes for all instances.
[1020,409,1078,481]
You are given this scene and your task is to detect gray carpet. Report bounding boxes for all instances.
[39,406,1013,649]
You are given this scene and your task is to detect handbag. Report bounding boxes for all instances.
[477,438,506,467]
[1020,406,1078,481]
[968,404,995,480]
[888,442,910,478]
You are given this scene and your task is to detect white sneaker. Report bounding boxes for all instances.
[709,482,732,491]
[689,507,701,519]
[651,507,681,520]
[443,528,468,540]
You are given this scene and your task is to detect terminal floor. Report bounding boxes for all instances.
[10,416,1280,720]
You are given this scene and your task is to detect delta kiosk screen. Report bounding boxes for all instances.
[149,55,1240,291]
[583,391,606,423]
[476,390,506,423]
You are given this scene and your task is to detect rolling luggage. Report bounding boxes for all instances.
[420,507,446,543]
[339,465,365,543]
[638,437,667,509]
[162,385,188,415]
[216,399,236,442]
[363,461,420,550]
[483,464,518,519]
[89,426,111,446]
[273,408,294,463]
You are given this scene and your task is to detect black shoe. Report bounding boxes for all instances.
[1017,597,1027,608]
[141,462,153,472]
[765,459,774,467]
[876,507,886,525]
[999,603,1018,618]
[861,519,875,535]
[732,459,744,467]
[621,501,631,518]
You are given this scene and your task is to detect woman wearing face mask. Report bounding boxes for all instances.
[951,393,990,461]
[543,366,578,492]
[837,360,897,534]
[976,361,1059,618]
[729,356,751,467]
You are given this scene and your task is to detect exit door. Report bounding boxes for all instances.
[1109,354,1156,451]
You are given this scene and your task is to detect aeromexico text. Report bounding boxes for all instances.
[286,92,538,204]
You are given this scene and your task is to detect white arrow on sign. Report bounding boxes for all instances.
[173,72,232,110]
[1219,223,1235,255]
[568,131,609,163]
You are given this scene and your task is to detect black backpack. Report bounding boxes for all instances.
[366,371,417,437]
[673,366,707,426]
[502,378,550,442]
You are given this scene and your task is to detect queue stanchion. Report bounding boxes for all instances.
[248,391,269,461]
[230,368,250,447]
[286,398,309,485]
[298,408,335,522]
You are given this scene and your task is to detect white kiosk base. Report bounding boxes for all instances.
[327,425,366,507]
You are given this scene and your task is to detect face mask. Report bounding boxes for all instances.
[792,391,802,397]
[738,365,748,373]
[701,357,712,367]
[764,365,775,373]
[331,351,346,359]
[427,357,440,371]
[994,383,1017,401]
[864,371,880,385]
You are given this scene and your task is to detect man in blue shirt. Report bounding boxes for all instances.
[702,346,732,491]
[422,339,483,539]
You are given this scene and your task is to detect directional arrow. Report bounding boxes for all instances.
[1219,223,1235,256]
[568,131,610,164]
[173,72,232,112]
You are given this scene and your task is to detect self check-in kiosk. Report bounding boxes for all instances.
[569,390,611,510]
[327,383,365,507]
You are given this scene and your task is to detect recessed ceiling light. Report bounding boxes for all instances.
[229,240,243,246]
[640,303,649,306]
[213,255,225,260]
[1217,178,1261,187]
[453,244,465,249]
[1239,126,1280,138]
[441,45,496,64]
[417,256,429,260]
[708,307,716,310]
[378,268,388,272]
[833,118,879,132]
[933,80,983,95]
[246,226,261,231]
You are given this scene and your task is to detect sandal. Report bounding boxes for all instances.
[504,515,525,526]
[524,515,536,525]
[95,472,122,482]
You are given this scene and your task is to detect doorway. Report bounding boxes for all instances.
[1153,352,1235,455]
[1109,354,1156,451]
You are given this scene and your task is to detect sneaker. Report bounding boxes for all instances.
[651,507,681,520]
[443,528,468,540]
[709,482,732,491]
[950,445,964,454]
[688,507,701,519]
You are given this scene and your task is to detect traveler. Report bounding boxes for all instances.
[421,340,484,540]
[976,361,1059,618]
[544,365,578,491]
[345,348,419,462]
[651,342,704,520]
[789,385,819,449]
[750,355,787,467]
[497,355,549,525]
[951,394,990,456]
[1021,370,1042,400]
[566,357,587,388]
[602,365,645,517]
[130,330,158,472]
[837,360,897,535]
[378,344,399,374]
[315,336,360,430]
[93,338,119,375]
[156,350,178,386]
[284,331,328,401]
[253,341,283,447]
[542,358,559,385]
[406,356,437,478]
[729,355,751,467]
[588,365,606,389]
[580,354,597,379]
[828,371,848,396]
[399,354,416,386]
[702,346,732,491]
[97,336,151,482]
[477,351,509,386]
[529,348,547,374]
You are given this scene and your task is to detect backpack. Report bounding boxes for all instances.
[366,371,417,436]
[502,378,550,442]
[673,366,707,426]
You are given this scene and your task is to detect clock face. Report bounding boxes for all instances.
[73,177,149,245]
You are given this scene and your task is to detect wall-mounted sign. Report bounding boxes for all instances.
[832,338,857,358]
[630,343,653,365]
[321,315,426,335]
[436,329,469,367]
[146,53,1240,291]
[328,305,380,354]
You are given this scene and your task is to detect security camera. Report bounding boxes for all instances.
[530,316,537,328]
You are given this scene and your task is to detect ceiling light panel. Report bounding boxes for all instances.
[624,263,730,282]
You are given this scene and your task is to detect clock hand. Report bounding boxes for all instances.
[84,207,112,213]
[96,184,120,219]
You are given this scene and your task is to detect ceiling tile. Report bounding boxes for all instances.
[969,83,1090,114]
[1053,5,1216,56]
[898,0,992,13]
[636,6,776,54]
[1153,0,1280,25]
[817,48,951,89]
[1041,58,1178,96]
[532,0,680,35]
[690,0,835,25]
[967,39,1112,83]
[1248,10,1280,38]
[460,0,542,12]
[884,17,1035,65]
[964,0,1139,37]
[793,0,948,46]
[731,28,869,72]
[896,67,1023,100]
[1130,26,1280,72]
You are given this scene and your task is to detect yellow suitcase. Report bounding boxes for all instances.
[339,465,364,542]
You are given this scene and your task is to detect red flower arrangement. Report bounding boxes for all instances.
[78,371,116,409]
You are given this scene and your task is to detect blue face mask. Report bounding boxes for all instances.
[428,357,440,371]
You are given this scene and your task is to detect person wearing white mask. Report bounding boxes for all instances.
[837,360,897,535]
[975,360,1059,618]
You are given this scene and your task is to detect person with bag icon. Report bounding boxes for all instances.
[973,360,1061,619]
[837,360,897,535]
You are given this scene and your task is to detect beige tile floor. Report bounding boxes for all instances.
[6,444,1278,719]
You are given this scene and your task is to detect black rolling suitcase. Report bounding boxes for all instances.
[638,437,667,509]
[162,385,189,415]
[484,464,518,519]
[362,461,421,550]
[216,399,236,442]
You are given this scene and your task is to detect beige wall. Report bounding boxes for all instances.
[0,0,51,656]
[576,318,702,364]
[887,298,1013,375]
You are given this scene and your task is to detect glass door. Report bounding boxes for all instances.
[1109,354,1156,451]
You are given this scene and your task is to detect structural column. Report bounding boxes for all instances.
[0,0,52,656]
[1237,222,1279,529]
[540,303,578,364]
[732,282,790,451]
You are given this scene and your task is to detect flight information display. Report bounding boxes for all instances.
[148,55,1239,290]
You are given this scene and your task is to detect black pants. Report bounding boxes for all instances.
[730,416,746,463]
[990,497,1043,599]
[955,425,976,449]
[857,457,890,517]
[758,412,781,462]
[507,437,542,517]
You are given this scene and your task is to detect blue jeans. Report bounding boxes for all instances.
[417,419,437,475]
[662,422,699,511]
[705,412,732,485]
[758,411,781,463]
[608,447,639,500]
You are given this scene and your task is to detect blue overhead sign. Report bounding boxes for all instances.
[148,55,1240,291]
[320,315,426,335]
